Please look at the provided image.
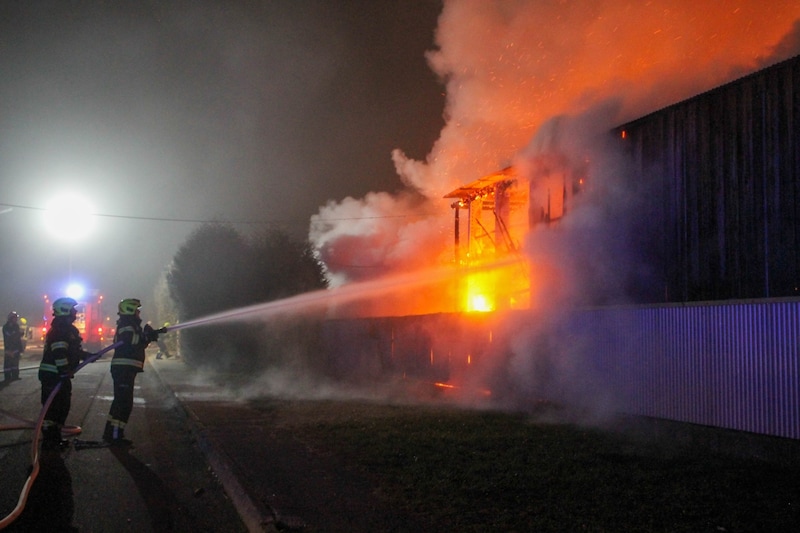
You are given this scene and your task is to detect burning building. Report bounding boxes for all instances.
[441,52,800,312]
[443,167,529,313]
[442,150,590,313]
[318,53,800,440]
[308,2,800,438]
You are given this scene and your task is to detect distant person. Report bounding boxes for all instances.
[155,322,174,359]
[19,316,32,340]
[3,311,25,381]
[38,298,91,449]
[103,298,164,445]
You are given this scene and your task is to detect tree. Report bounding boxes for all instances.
[165,224,328,374]
[168,224,254,318]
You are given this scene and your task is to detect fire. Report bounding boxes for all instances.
[465,273,495,313]
[311,1,800,319]
[468,292,493,313]
[463,260,530,313]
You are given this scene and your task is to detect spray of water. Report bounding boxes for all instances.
[164,258,519,333]
[163,259,527,408]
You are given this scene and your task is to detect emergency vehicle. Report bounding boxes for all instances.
[42,292,112,353]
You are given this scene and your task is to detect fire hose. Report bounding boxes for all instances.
[0,340,123,530]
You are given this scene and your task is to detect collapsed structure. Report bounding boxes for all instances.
[443,167,529,312]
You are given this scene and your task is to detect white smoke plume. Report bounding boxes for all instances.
[496,102,645,420]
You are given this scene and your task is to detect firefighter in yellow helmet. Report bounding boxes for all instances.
[38,297,91,449]
[103,298,164,444]
[155,322,174,359]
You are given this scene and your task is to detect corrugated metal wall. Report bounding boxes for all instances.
[574,300,800,439]
[322,300,800,440]
[619,54,800,302]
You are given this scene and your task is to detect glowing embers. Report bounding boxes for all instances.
[432,380,492,397]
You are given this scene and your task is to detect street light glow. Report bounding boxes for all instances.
[43,192,95,243]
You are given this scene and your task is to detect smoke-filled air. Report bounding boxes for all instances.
[301,1,800,415]
[312,0,800,298]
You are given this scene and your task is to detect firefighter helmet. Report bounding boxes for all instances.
[53,297,78,317]
[7,311,18,321]
[118,298,142,315]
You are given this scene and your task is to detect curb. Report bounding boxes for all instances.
[149,360,277,533]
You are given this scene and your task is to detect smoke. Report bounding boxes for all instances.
[484,102,650,422]
[761,19,800,68]
[310,190,447,288]
[518,100,658,310]
[310,0,800,298]
[304,1,800,415]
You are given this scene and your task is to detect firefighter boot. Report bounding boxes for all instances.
[103,421,132,446]
[42,425,69,450]
[102,421,113,442]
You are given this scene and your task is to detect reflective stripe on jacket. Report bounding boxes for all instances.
[110,318,149,372]
[39,318,84,379]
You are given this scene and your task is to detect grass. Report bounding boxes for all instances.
[255,399,800,532]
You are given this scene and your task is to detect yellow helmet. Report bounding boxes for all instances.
[118,298,142,315]
[53,297,78,317]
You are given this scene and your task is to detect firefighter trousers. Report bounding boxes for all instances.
[108,367,138,425]
[4,350,20,380]
[40,376,72,430]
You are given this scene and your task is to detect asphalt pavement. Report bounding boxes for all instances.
[1,345,412,533]
[6,338,798,532]
[0,347,259,532]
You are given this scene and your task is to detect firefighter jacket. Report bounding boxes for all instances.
[3,321,24,353]
[39,316,86,380]
[110,315,150,372]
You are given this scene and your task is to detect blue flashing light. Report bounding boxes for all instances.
[66,283,86,301]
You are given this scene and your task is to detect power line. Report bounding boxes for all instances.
[0,202,448,226]
[0,202,283,225]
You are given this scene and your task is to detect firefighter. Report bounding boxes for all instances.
[38,297,90,449]
[103,298,163,444]
[3,311,24,381]
[155,322,174,359]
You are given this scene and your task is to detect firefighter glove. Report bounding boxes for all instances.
[143,324,159,342]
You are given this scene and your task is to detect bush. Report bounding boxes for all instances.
[166,224,328,374]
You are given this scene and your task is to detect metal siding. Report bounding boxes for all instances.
[620,55,800,301]
[582,301,800,439]
[321,299,800,440]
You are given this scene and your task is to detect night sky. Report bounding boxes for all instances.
[0,0,445,322]
[2,1,799,325]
